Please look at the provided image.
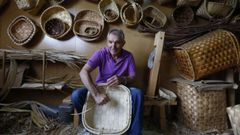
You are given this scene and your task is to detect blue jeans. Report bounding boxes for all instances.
[71,87,143,135]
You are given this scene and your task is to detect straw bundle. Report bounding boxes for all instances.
[7,15,37,46]
[98,0,119,23]
[172,6,194,26]
[40,5,72,39]
[227,105,240,135]
[120,2,143,26]
[142,5,167,30]
[25,0,46,15]
[73,9,104,41]
[82,85,132,134]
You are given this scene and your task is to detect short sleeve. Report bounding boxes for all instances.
[87,50,101,69]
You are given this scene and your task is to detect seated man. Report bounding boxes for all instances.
[71,28,143,135]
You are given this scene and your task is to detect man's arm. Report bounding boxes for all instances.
[80,64,109,105]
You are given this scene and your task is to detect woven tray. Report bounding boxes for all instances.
[74,9,104,41]
[174,29,240,80]
[172,6,194,26]
[98,0,119,23]
[7,15,37,46]
[40,5,72,39]
[82,85,132,134]
[142,5,167,30]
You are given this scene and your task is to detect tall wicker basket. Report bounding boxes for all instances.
[174,29,240,81]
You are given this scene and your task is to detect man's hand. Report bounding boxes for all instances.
[107,75,123,86]
[93,93,110,105]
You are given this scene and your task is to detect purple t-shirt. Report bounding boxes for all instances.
[87,47,136,84]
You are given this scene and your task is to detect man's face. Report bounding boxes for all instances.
[107,33,125,56]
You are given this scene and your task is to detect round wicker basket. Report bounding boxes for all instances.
[7,15,37,46]
[98,0,119,23]
[74,9,104,41]
[44,18,66,38]
[40,5,72,39]
[172,6,194,26]
[82,85,132,134]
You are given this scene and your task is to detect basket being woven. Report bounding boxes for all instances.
[98,0,119,23]
[175,79,228,131]
[7,15,37,46]
[82,85,132,134]
[227,105,240,135]
[142,5,167,30]
[174,29,240,80]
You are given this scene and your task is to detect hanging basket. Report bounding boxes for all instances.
[142,5,167,30]
[40,5,72,39]
[98,0,119,23]
[7,15,37,46]
[172,6,194,26]
[82,85,132,134]
[120,2,143,26]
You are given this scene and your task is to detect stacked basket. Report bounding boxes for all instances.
[7,15,37,46]
[73,9,104,41]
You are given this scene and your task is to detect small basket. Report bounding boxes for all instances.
[227,105,240,135]
[7,15,37,46]
[40,5,72,39]
[174,29,240,80]
[25,0,46,15]
[172,6,194,26]
[98,0,119,23]
[177,0,202,7]
[14,0,36,10]
[74,9,104,41]
[196,0,237,19]
[44,18,66,38]
[82,85,132,134]
[142,5,167,30]
[120,2,143,26]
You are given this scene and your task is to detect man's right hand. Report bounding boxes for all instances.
[93,93,110,105]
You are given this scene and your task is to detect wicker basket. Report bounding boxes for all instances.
[14,0,36,10]
[98,0,119,23]
[7,15,37,46]
[196,0,237,19]
[177,0,202,7]
[25,0,46,15]
[82,85,132,134]
[74,9,104,41]
[207,2,233,18]
[227,105,240,135]
[142,5,167,30]
[174,29,240,80]
[120,2,143,26]
[44,18,66,38]
[175,78,228,131]
[40,5,72,39]
[172,6,194,26]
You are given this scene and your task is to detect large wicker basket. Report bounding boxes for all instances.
[227,105,240,135]
[82,85,132,134]
[7,15,37,46]
[174,29,240,80]
[40,5,72,39]
[98,0,119,23]
[174,78,228,131]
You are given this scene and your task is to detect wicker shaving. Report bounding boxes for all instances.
[7,15,37,46]
[227,105,240,135]
[40,5,72,39]
[98,0,119,23]
[174,29,240,80]
[177,0,202,7]
[176,80,228,131]
[142,5,167,30]
[25,0,46,15]
[172,6,194,26]
[120,2,143,26]
[82,85,132,134]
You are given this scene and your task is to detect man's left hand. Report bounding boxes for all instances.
[107,75,122,86]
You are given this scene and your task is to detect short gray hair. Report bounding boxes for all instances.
[108,29,125,42]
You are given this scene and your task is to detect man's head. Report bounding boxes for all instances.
[107,29,126,58]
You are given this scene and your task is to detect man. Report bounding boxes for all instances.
[71,29,143,135]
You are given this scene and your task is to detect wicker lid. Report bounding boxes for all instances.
[98,0,119,23]
[82,85,132,134]
[7,15,37,46]
[172,6,194,26]
[40,5,72,39]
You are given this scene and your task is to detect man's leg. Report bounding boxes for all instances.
[127,87,144,135]
[71,87,88,113]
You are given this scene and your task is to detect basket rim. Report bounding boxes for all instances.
[98,0,120,23]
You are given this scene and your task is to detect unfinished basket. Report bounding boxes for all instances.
[74,9,104,41]
[227,105,240,135]
[40,5,72,39]
[98,0,119,23]
[174,29,240,80]
[172,6,194,26]
[175,78,228,131]
[82,85,132,134]
[120,2,143,26]
[177,0,202,7]
[25,0,46,15]
[142,5,167,30]
[196,0,237,19]
[7,15,37,46]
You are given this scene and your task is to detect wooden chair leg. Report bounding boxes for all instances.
[159,105,166,131]
[73,108,79,128]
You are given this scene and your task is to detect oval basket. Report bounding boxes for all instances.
[98,0,119,23]
[7,15,37,46]
[142,5,167,30]
[25,0,46,15]
[74,9,104,41]
[82,85,132,135]
[120,2,143,26]
[172,6,194,26]
[40,5,72,39]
